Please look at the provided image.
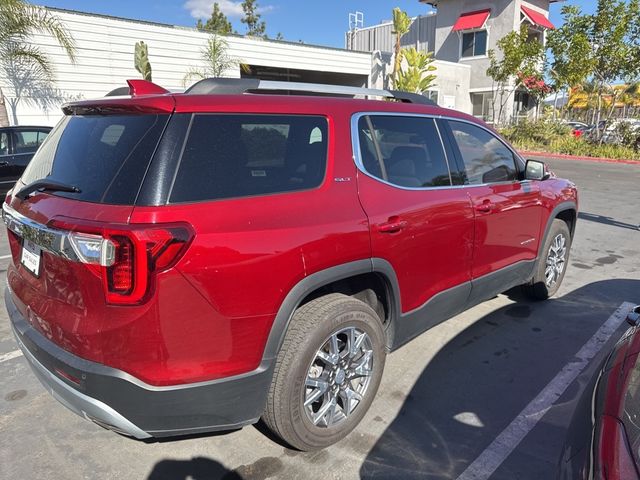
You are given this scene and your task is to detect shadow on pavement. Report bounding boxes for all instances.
[147,457,241,480]
[578,212,639,231]
[359,279,640,480]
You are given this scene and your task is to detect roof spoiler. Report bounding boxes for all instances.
[105,79,170,97]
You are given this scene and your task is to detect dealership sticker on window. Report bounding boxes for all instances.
[21,239,41,276]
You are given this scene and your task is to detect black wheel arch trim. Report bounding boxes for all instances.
[538,201,577,260]
[261,258,402,362]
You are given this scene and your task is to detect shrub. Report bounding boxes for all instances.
[500,119,640,160]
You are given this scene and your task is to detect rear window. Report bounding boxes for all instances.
[169,114,328,203]
[21,114,169,204]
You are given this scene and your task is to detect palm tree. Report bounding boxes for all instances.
[183,35,248,86]
[0,0,76,126]
[621,82,640,118]
[391,8,411,88]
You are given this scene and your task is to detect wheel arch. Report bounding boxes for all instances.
[536,201,577,269]
[262,259,402,362]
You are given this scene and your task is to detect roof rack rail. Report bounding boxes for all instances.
[184,78,436,106]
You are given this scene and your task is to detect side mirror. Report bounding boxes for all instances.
[627,305,640,327]
[525,159,550,181]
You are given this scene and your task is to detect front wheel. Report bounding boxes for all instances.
[523,219,571,300]
[262,293,386,451]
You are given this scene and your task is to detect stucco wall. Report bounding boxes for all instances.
[433,0,517,91]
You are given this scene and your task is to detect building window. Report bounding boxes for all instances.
[471,92,493,122]
[461,30,487,58]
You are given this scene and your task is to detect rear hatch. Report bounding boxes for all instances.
[5,102,173,363]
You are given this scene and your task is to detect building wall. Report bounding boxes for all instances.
[369,53,472,114]
[346,15,437,54]
[0,8,372,126]
[432,0,517,91]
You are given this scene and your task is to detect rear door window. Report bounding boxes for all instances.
[21,114,169,204]
[12,130,42,154]
[357,115,452,188]
[169,114,328,203]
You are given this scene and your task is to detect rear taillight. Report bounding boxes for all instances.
[597,415,639,480]
[103,226,194,305]
[106,235,134,295]
[50,219,194,305]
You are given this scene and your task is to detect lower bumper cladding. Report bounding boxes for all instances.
[5,287,274,439]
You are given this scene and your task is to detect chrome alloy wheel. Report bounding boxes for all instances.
[545,233,567,287]
[303,327,374,428]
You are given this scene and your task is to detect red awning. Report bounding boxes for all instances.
[521,6,555,29]
[452,9,491,32]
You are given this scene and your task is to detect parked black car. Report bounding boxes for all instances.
[0,126,52,194]
[559,305,640,479]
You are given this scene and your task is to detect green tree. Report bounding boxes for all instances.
[196,3,233,35]
[589,0,640,131]
[134,40,152,81]
[241,0,266,37]
[183,35,246,86]
[394,48,437,94]
[486,25,545,125]
[547,5,594,118]
[0,0,76,126]
[391,7,411,87]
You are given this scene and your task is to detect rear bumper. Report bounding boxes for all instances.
[6,287,273,439]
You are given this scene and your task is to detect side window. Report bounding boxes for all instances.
[0,132,8,156]
[13,130,40,154]
[448,120,518,185]
[170,115,328,203]
[357,115,451,188]
[37,131,49,145]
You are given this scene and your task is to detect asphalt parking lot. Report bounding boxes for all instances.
[1,157,639,480]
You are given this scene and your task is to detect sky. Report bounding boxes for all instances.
[33,0,599,48]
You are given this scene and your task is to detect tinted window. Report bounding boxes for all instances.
[448,121,518,184]
[170,115,327,203]
[474,30,487,55]
[13,131,41,154]
[37,131,49,145]
[461,30,487,58]
[0,132,8,156]
[21,114,169,204]
[462,32,475,57]
[357,115,451,188]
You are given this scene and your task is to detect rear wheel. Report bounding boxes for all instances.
[523,219,571,300]
[262,293,386,451]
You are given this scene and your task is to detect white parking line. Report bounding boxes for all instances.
[0,254,11,260]
[0,349,23,364]
[457,301,636,480]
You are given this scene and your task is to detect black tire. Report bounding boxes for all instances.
[522,219,571,300]
[262,293,386,451]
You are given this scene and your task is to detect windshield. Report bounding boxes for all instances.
[20,114,169,205]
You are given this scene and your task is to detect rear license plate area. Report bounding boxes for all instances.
[21,239,41,277]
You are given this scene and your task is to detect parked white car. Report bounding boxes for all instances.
[601,118,640,145]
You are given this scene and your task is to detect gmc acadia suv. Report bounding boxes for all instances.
[3,79,578,451]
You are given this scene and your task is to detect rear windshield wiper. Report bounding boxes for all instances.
[15,180,81,201]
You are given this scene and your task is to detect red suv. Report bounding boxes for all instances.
[4,79,578,451]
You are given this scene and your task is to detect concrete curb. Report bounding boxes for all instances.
[520,150,640,165]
